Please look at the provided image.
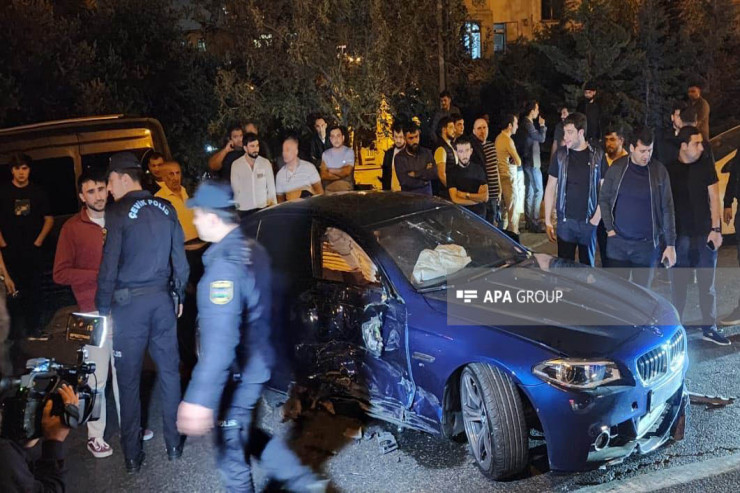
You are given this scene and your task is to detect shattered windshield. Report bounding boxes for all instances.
[374,206,527,289]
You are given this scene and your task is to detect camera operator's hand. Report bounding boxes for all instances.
[42,384,78,443]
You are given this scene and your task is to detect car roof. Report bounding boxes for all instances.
[256,191,451,228]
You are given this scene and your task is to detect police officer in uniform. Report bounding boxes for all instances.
[177,181,323,492]
[96,152,189,472]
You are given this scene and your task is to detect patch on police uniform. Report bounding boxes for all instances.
[209,280,234,305]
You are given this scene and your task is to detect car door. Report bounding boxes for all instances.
[290,220,415,414]
[254,213,315,390]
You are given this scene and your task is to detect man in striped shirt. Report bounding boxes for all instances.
[472,118,501,227]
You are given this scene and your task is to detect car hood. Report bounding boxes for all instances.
[422,256,680,357]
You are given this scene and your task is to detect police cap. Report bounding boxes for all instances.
[187,180,236,209]
[107,152,142,174]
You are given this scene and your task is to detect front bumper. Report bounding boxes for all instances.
[526,362,688,472]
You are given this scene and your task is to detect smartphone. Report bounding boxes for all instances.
[707,240,717,252]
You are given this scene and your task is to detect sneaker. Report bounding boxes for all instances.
[702,327,731,346]
[87,437,113,458]
[142,429,154,441]
[720,308,740,326]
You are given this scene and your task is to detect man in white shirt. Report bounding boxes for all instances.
[230,133,277,212]
[276,135,323,202]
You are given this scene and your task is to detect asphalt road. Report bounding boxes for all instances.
[6,232,739,492]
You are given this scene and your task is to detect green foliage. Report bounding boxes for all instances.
[203,0,469,137]
[0,0,217,184]
[489,0,740,135]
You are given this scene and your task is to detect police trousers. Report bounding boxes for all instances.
[217,380,317,493]
[112,289,181,460]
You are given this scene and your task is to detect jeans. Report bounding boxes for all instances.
[606,235,660,287]
[485,198,501,228]
[557,219,597,266]
[670,235,717,328]
[596,220,609,267]
[523,165,543,227]
[86,334,120,439]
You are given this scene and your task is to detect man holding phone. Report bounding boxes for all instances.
[666,126,729,345]
[207,124,245,181]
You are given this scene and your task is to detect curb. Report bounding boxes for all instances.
[575,453,740,492]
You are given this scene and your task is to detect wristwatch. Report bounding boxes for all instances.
[711,227,722,233]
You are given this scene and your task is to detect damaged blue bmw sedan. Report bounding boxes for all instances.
[242,192,688,480]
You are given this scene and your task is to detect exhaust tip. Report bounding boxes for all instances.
[593,430,610,451]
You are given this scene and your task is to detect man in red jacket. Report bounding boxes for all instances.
[53,169,153,458]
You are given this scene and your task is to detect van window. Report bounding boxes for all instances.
[81,148,153,174]
[0,156,78,216]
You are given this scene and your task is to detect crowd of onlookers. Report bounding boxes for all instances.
[156,82,736,346]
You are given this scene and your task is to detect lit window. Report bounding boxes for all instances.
[541,0,565,20]
[493,23,507,53]
[197,39,206,52]
[463,22,481,59]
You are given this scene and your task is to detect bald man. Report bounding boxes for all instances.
[155,162,198,242]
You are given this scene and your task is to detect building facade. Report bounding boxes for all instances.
[463,0,564,58]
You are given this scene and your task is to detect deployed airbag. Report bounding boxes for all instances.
[412,244,471,284]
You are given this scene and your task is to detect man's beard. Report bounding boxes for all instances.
[408,143,419,153]
[248,151,259,159]
[87,201,106,213]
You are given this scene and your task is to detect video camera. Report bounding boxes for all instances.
[0,312,108,442]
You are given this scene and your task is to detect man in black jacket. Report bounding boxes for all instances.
[0,384,77,492]
[544,113,604,266]
[309,116,331,169]
[599,127,676,287]
[380,122,406,191]
[577,82,602,143]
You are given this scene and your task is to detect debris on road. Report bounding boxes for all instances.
[377,431,398,454]
[343,426,363,440]
[687,391,736,409]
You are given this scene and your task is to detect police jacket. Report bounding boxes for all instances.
[184,227,274,410]
[599,156,676,248]
[96,190,189,315]
[553,144,604,222]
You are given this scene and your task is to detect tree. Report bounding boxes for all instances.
[673,0,740,133]
[534,0,641,127]
[201,0,469,140]
[630,0,685,128]
[0,0,219,183]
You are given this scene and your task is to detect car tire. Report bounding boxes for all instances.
[460,363,528,479]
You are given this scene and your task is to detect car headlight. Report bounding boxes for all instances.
[533,359,621,390]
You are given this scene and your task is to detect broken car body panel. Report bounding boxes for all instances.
[243,192,688,473]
